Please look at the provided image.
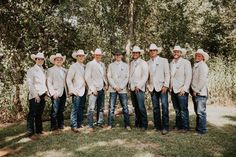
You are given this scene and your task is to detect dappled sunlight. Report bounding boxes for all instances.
[76,139,160,152]
[4,133,26,142]
[133,152,157,157]
[30,148,73,157]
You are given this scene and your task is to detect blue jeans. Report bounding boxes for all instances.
[171,92,190,130]
[70,94,86,128]
[151,90,169,130]
[131,91,148,129]
[50,91,66,130]
[192,95,207,134]
[27,94,46,134]
[108,92,130,127]
[87,89,104,128]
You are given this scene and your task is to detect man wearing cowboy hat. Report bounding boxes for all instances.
[129,46,149,130]
[170,45,192,133]
[47,53,67,132]
[107,49,131,130]
[67,50,87,133]
[191,49,209,134]
[26,52,48,137]
[147,43,170,135]
[85,48,108,131]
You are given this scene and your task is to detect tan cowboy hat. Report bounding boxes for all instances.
[50,53,66,64]
[72,49,86,59]
[31,52,45,61]
[149,43,162,54]
[194,49,209,62]
[132,46,144,55]
[91,48,104,55]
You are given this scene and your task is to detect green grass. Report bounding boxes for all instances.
[0,115,236,157]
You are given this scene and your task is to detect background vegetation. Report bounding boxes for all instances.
[0,0,235,123]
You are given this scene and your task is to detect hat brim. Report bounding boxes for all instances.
[72,53,86,59]
[171,49,186,56]
[50,55,66,64]
[193,52,209,62]
[91,51,104,55]
[132,50,144,55]
[149,48,162,54]
[31,54,45,61]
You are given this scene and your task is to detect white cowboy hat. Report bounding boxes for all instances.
[50,53,66,64]
[31,52,45,61]
[172,45,182,52]
[91,48,104,55]
[132,46,144,55]
[171,46,187,56]
[149,43,162,54]
[194,49,209,62]
[72,49,86,59]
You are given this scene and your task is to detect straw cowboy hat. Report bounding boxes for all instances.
[91,48,104,55]
[171,46,187,56]
[149,43,162,54]
[132,46,144,55]
[72,49,86,59]
[50,53,66,64]
[31,52,45,60]
[194,49,209,62]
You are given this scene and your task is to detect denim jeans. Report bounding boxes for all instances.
[151,90,169,130]
[87,89,104,128]
[171,92,190,130]
[131,90,148,129]
[27,94,46,134]
[50,91,66,130]
[108,92,130,127]
[70,94,86,128]
[192,95,207,134]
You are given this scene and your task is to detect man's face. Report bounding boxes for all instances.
[114,54,122,61]
[195,53,204,62]
[35,58,44,66]
[149,50,158,58]
[76,55,85,63]
[54,57,63,66]
[132,52,141,59]
[173,50,181,59]
[94,54,102,62]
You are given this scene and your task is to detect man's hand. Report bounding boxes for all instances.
[53,94,59,100]
[92,91,98,96]
[161,86,168,94]
[135,86,140,93]
[35,95,41,103]
[192,92,197,97]
[115,87,121,92]
[105,85,109,91]
[178,88,185,96]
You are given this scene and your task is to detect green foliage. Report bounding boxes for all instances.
[0,0,235,122]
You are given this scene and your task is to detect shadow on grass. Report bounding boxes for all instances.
[223,115,236,122]
[0,115,235,157]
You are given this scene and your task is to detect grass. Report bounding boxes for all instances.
[0,114,236,157]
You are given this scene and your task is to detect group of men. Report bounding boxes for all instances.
[26,43,209,137]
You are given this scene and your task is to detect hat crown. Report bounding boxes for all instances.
[36,52,45,58]
[77,49,85,54]
[132,46,141,52]
[196,49,204,54]
[94,48,102,54]
[149,44,158,50]
[173,46,182,51]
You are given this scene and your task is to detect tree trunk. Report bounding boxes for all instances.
[126,0,134,63]
[13,84,23,119]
